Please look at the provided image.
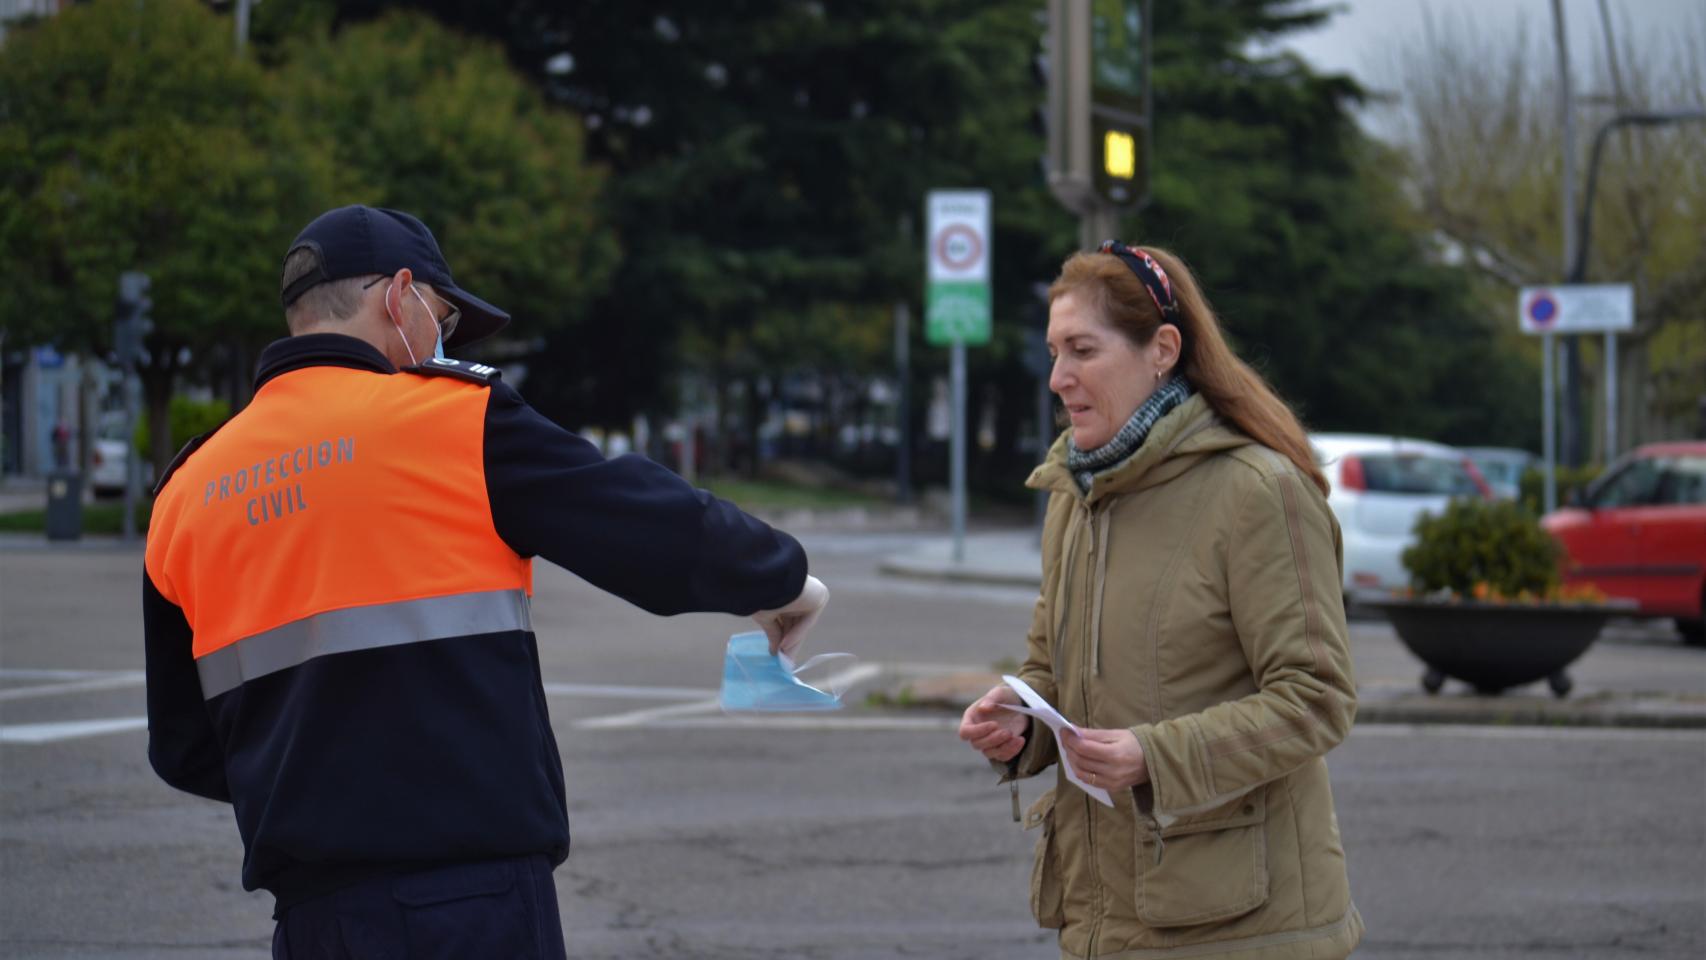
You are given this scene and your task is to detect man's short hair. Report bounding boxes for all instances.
[281,247,375,332]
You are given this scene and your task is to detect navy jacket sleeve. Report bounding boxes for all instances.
[143,574,231,802]
[482,381,807,616]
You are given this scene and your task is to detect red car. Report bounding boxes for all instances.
[1542,442,1706,644]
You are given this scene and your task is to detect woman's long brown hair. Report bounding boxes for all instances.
[1048,247,1329,496]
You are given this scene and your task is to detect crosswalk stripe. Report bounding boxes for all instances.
[0,672,145,702]
[1,717,148,744]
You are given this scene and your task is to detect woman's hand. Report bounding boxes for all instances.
[958,684,1028,763]
[1061,727,1148,791]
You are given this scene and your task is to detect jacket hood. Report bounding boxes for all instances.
[1026,394,1254,502]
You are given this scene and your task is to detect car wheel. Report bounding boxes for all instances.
[1678,618,1705,647]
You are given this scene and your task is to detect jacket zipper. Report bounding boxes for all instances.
[1081,499,1103,956]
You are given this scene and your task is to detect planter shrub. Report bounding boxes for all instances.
[1401,498,1560,598]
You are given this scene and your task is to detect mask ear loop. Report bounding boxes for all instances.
[385,282,420,366]
[786,652,860,698]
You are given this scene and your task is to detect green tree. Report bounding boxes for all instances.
[1127,0,1540,448]
[309,1,1075,472]
[0,0,327,475]
[308,1,1541,474]
[1382,11,1706,451]
[271,12,617,358]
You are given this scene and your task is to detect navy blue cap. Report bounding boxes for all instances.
[280,205,510,349]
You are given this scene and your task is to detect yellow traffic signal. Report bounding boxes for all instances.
[1103,129,1136,180]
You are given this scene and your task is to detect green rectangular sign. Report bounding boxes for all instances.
[926,282,992,346]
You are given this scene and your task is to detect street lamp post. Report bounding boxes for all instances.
[1568,108,1706,462]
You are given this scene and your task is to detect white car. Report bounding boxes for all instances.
[1310,433,1493,594]
[90,413,152,497]
[89,436,131,497]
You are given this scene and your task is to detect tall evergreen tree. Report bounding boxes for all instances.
[275,1,1541,461]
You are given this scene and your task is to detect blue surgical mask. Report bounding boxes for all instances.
[719,632,853,712]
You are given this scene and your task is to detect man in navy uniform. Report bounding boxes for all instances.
[144,206,827,957]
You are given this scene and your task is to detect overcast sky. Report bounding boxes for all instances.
[1266,0,1705,139]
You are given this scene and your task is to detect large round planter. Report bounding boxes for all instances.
[1361,596,1636,698]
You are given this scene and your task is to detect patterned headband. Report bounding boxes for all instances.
[1098,240,1179,319]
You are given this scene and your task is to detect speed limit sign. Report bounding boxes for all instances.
[926,190,991,346]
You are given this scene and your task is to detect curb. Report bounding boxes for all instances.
[1352,695,1706,729]
[877,556,1043,588]
[866,671,1706,730]
[0,534,144,552]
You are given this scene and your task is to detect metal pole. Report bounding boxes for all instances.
[894,299,913,505]
[679,375,695,484]
[122,372,141,542]
[1605,332,1617,461]
[235,0,252,53]
[1542,333,1556,513]
[1550,0,1580,468]
[1571,110,1706,463]
[950,341,967,564]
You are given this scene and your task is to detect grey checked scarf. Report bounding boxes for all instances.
[1066,375,1194,492]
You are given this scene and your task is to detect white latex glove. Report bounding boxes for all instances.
[751,574,829,657]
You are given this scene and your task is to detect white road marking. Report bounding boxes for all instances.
[637,715,959,732]
[0,716,147,744]
[0,669,116,681]
[0,671,145,702]
[541,683,716,700]
[573,663,886,730]
[573,698,724,729]
[1349,723,1705,743]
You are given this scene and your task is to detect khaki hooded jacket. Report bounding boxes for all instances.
[1007,394,1362,960]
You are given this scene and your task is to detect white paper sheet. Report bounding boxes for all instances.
[998,674,1113,806]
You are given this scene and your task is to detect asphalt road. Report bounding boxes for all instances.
[3,533,1704,959]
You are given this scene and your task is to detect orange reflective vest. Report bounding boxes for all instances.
[147,364,533,696]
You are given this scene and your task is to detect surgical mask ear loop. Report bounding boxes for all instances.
[409,286,446,360]
[385,282,420,366]
[784,651,859,698]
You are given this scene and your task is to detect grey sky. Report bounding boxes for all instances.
[1266,0,1705,139]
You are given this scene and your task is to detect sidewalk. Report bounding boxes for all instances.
[0,475,50,514]
[878,529,1706,729]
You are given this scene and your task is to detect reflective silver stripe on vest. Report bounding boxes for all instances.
[195,589,532,699]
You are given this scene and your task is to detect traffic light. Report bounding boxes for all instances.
[1041,0,1152,212]
[1031,35,1052,188]
[1089,0,1149,207]
[114,271,153,369]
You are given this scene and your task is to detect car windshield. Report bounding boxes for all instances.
[1659,456,1706,505]
[1359,454,1483,496]
[1470,458,1521,485]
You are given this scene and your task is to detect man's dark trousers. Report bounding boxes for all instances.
[271,855,567,959]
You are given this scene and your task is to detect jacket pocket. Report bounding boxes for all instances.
[1026,788,1066,929]
[1133,790,1269,928]
[392,862,536,958]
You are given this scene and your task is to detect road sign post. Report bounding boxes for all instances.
[927,190,992,564]
[1518,284,1634,511]
[116,271,152,542]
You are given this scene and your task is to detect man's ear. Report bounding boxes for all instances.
[381,267,414,319]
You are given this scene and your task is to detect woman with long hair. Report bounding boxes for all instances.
[958,242,1361,959]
